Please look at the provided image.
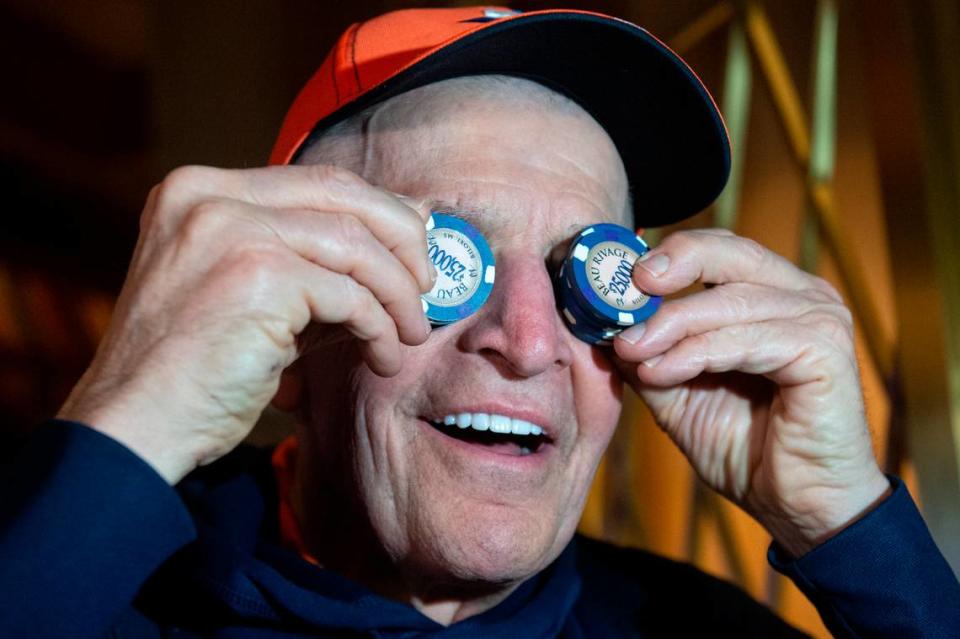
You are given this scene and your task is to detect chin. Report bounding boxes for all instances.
[400,500,574,588]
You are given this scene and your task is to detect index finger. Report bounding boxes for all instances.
[157,164,435,292]
[630,229,840,300]
[244,165,435,292]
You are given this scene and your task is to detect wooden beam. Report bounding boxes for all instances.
[669,2,734,55]
[858,0,960,575]
[745,1,894,379]
[713,16,752,231]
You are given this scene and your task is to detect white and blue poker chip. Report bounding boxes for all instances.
[558,262,622,345]
[559,223,661,344]
[557,273,615,344]
[419,216,657,339]
[421,213,496,326]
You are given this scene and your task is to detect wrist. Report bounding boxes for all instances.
[89,420,198,485]
[762,472,893,558]
[58,392,200,485]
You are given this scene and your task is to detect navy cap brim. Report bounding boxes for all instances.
[292,11,731,227]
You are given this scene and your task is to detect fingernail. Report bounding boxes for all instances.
[642,354,664,368]
[422,311,433,335]
[636,252,670,277]
[616,322,646,345]
[429,263,438,284]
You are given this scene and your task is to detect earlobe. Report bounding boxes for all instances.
[272,361,304,412]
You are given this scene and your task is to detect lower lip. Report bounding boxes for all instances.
[417,418,554,470]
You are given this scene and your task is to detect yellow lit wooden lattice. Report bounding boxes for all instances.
[580,1,960,637]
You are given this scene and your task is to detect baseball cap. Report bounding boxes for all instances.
[269,6,730,227]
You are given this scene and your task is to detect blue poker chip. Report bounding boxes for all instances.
[560,303,613,344]
[421,213,496,326]
[559,223,661,343]
[557,263,620,345]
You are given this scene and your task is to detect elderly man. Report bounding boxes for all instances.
[2,7,958,639]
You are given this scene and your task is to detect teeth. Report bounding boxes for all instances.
[490,414,511,434]
[433,412,546,438]
[511,419,532,436]
[472,413,490,431]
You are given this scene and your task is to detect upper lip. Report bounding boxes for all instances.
[423,403,557,440]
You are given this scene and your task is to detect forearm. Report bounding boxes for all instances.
[770,477,960,639]
[0,420,196,639]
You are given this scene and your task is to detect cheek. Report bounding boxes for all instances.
[353,333,451,417]
[299,339,422,485]
[348,334,453,482]
[571,343,624,444]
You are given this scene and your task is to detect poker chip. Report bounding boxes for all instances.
[558,282,614,344]
[421,213,496,326]
[558,223,661,344]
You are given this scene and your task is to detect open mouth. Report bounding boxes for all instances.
[425,413,552,456]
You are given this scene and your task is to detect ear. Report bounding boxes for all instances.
[271,360,304,413]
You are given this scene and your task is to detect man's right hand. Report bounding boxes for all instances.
[58,164,434,484]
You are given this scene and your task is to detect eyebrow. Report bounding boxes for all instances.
[429,201,505,238]
[429,203,478,220]
[429,201,489,219]
[429,198,619,246]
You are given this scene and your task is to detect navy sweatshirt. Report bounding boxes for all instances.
[1,420,958,638]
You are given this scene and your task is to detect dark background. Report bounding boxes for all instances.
[3,4,959,634]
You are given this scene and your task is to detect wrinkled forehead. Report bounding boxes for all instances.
[298,76,631,224]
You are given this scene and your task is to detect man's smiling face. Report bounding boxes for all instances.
[297,76,629,594]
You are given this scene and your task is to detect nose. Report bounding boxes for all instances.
[457,253,574,378]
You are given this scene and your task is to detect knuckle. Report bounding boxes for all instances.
[663,230,697,253]
[389,262,420,296]
[308,164,367,194]
[332,212,370,246]
[165,164,212,187]
[222,247,285,287]
[180,199,231,242]
[400,273,424,307]
[394,208,427,248]
[653,299,679,324]
[734,236,767,263]
[653,297,686,330]
[149,166,220,231]
[832,304,854,329]
[335,273,363,308]
[802,286,835,304]
[808,275,844,302]
[346,284,381,329]
[810,311,854,343]
[684,331,714,355]
[157,165,214,204]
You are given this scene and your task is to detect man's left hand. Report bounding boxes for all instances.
[612,228,890,557]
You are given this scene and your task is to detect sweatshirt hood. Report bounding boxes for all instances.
[140,445,582,638]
